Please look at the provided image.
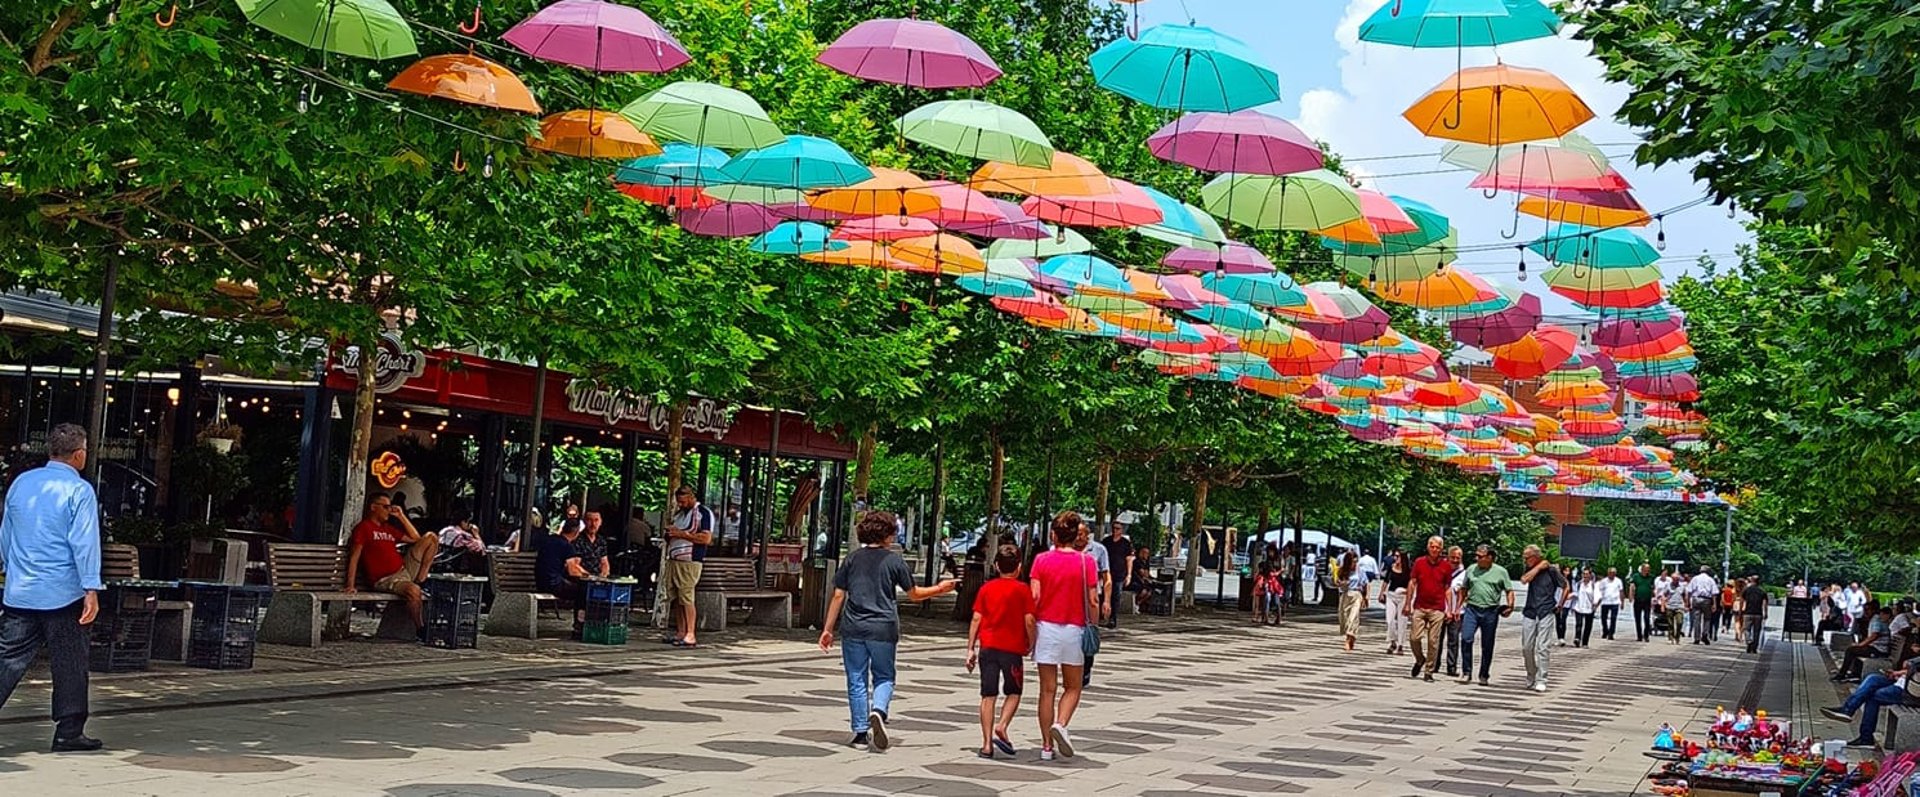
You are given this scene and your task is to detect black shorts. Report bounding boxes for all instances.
[978,648,1024,697]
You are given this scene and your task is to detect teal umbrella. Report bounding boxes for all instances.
[1038,254,1130,294]
[1183,301,1274,332]
[1357,0,1561,48]
[236,0,419,60]
[1321,195,1448,256]
[1136,191,1228,248]
[613,143,728,186]
[1200,271,1308,309]
[1529,225,1659,267]
[719,135,873,189]
[1088,23,1281,113]
[750,222,847,255]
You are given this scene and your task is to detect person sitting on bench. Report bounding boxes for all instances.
[345,493,439,626]
[538,518,592,638]
[1834,603,1894,683]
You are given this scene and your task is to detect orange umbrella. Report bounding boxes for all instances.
[1098,307,1179,334]
[530,110,662,159]
[1403,64,1594,145]
[1518,194,1651,228]
[1024,306,1104,334]
[892,234,986,275]
[1317,189,1419,245]
[1238,375,1316,398]
[971,152,1111,197]
[615,182,717,210]
[1269,338,1347,376]
[1411,378,1484,409]
[801,239,909,269]
[806,167,943,218]
[1369,268,1497,310]
[1488,325,1577,380]
[1122,269,1176,305]
[388,54,542,114]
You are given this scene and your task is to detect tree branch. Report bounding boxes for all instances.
[28,3,87,76]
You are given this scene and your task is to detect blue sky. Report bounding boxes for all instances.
[1132,0,1752,321]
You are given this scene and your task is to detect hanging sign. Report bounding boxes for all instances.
[334,333,427,394]
[371,450,408,490]
[564,380,737,437]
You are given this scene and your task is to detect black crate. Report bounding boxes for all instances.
[1146,578,1175,616]
[89,583,160,673]
[183,583,272,670]
[420,576,485,649]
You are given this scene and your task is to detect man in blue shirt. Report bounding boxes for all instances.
[0,423,104,751]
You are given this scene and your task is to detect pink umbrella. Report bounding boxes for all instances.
[1449,292,1541,349]
[833,216,940,242]
[946,199,1049,240]
[1471,164,1632,193]
[817,18,1002,89]
[676,202,778,237]
[1156,274,1232,311]
[1161,242,1276,274]
[1298,305,1391,344]
[1146,111,1324,175]
[1624,373,1700,402]
[503,0,690,73]
[1022,179,1163,228]
[1594,313,1687,349]
[769,202,852,223]
[916,180,1005,227]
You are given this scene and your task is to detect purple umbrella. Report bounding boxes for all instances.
[1298,305,1391,345]
[1147,111,1324,175]
[504,0,690,73]
[768,202,850,223]
[1450,292,1541,349]
[1624,372,1699,401]
[1161,242,1276,274]
[817,18,1002,89]
[1593,313,1686,349]
[1346,423,1398,443]
[676,202,779,237]
[946,199,1049,240]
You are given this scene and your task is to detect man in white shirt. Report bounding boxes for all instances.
[1846,583,1869,630]
[1687,567,1720,645]
[1598,568,1625,641]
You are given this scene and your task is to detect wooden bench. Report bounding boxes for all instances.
[102,544,194,661]
[259,543,414,647]
[692,557,790,631]
[483,552,564,639]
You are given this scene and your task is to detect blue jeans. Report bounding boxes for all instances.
[841,638,898,732]
[1843,672,1908,738]
[1460,605,1500,681]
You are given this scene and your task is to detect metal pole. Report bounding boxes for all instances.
[1722,505,1733,583]
[85,258,120,488]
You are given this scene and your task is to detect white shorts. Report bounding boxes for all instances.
[1033,621,1086,667]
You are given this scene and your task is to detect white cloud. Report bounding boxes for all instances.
[1293,0,1751,315]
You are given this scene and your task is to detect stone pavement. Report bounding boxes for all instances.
[0,609,1774,796]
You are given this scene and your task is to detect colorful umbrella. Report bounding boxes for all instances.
[529,110,661,158]
[1543,265,1665,309]
[1357,0,1562,48]
[1022,179,1164,228]
[235,0,417,60]
[897,100,1052,167]
[387,54,540,113]
[1146,111,1323,175]
[1201,271,1310,309]
[984,228,1093,260]
[833,216,940,242]
[613,143,728,204]
[675,202,779,237]
[1487,324,1577,379]
[1183,300,1274,332]
[1529,225,1660,267]
[1089,23,1282,112]
[942,197,1049,240]
[893,234,987,275]
[1155,274,1233,311]
[1297,282,1392,344]
[960,262,1038,299]
[503,0,688,73]
[1519,187,1652,228]
[1449,291,1540,348]
[1038,254,1131,295]
[818,18,1001,88]
[1624,373,1700,403]
[1201,170,1364,231]
[806,167,942,218]
[1317,189,1420,245]
[1321,195,1450,255]
[1135,186,1228,246]
[619,81,784,151]
[1403,64,1593,144]
[911,180,1006,227]
[1336,234,1458,283]
[750,222,847,255]
[1616,351,1697,378]
[720,135,873,189]
[1362,339,1442,377]
[1370,268,1498,310]
[1162,242,1276,275]
[1594,313,1687,351]
[972,152,1110,197]
[1469,140,1628,193]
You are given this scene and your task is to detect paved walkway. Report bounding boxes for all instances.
[0,609,1776,796]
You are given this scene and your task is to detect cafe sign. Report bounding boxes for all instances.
[335,333,427,394]
[371,450,408,489]
[564,379,736,437]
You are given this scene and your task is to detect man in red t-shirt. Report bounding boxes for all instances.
[968,544,1036,760]
[1403,535,1455,682]
[344,493,438,625]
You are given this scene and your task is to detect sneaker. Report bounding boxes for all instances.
[1039,748,1055,761]
[1478,677,1489,686]
[1822,707,1856,723]
[1050,724,1075,758]
[848,731,870,748]
[868,710,889,751]
[50,736,103,753]
[1457,676,1474,685]
[1423,672,1434,683]
[1409,661,1422,678]
[1847,737,1877,748]
[1531,683,1548,693]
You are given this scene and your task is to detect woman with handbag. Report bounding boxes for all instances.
[1028,511,1099,761]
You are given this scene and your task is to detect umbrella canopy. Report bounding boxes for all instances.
[984,228,1094,260]
[1162,242,1276,275]
[1155,274,1233,311]
[802,238,908,269]
[1543,265,1665,308]
[388,54,540,113]
[1134,186,1227,246]
[1337,234,1458,282]
[833,215,940,242]
[1022,179,1164,228]
[1488,324,1577,379]
[972,152,1110,197]
[1321,195,1450,255]
[1358,0,1562,48]
[912,180,1007,226]
[1519,187,1652,228]
[892,234,986,275]
[720,135,873,189]
[817,18,1001,88]
[943,197,1049,240]
[896,100,1053,167]
[750,222,847,255]
[1038,254,1131,294]
[1318,189,1421,245]
[1297,282,1392,343]
[1450,291,1541,348]
[236,0,417,60]
[1624,372,1701,402]
[1201,271,1309,309]
[1594,313,1687,350]
[529,110,662,159]
[613,143,728,193]
[676,202,779,237]
[1530,225,1660,267]
[1088,23,1281,112]
[503,0,689,73]
[1183,300,1274,332]
[806,167,942,218]
[1403,64,1594,145]
[618,82,784,151]
[1370,268,1498,310]
[1362,339,1442,377]
[1201,170,1364,231]
[1146,111,1323,175]
[1469,139,1628,192]
[1616,350,1697,378]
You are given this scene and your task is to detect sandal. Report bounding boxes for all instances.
[672,639,699,649]
[977,749,995,759]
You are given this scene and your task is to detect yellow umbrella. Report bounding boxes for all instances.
[892,234,985,276]
[529,110,662,159]
[971,152,1112,197]
[1368,268,1494,310]
[1402,64,1594,145]
[1097,307,1179,334]
[801,239,907,269]
[805,167,943,218]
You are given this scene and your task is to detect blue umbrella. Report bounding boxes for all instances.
[1038,254,1131,294]
[1182,301,1273,332]
[1134,185,1222,244]
[749,222,847,255]
[1088,23,1282,113]
[1528,225,1660,267]
[957,273,1038,298]
[613,143,728,186]
[719,134,874,189]
[1200,271,1307,309]
[1357,0,1561,49]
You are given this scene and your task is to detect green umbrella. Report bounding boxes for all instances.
[619,81,785,151]
[896,100,1055,168]
[1335,232,1457,282]
[236,0,417,60]
[984,227,1093,260]
[1201,170,1364,232]
[702,184,803,205]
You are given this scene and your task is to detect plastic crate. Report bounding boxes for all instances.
[581,623,628,645]
[420,575,484,649]
[581,579,635,646]
[183,582,273,670]
[1146,578,1175,616]
[89,583,160,673]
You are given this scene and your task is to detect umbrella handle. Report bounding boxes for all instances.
[1441,47,1464,130]
[451,150,467,173]
[154,3,177,28]
[1499,206,1520,239]
[458,4,483,34]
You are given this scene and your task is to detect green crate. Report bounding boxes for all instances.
[581,622,628,645]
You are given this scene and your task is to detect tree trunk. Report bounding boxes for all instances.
[929,442,947,548]
[337,352,378,544]
[653,397,689,627]
[84,257,120,489]
[1183,478,1209,609]
[852,423,877,498]
[518,356,548,551]
[1093,459,1113,533]
[1253,503,1272,570]
[983,432,1006,553]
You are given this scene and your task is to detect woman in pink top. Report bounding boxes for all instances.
[1028,511,1098,761]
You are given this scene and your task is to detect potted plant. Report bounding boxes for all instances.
[198,420,244,454]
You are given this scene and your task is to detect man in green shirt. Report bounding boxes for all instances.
[1455,545,1515,686]
[1630,563,1657,642]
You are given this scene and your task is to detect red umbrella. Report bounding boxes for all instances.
[1488,325,1577,380]
[1449,292,1541,349]
[1597,326,1690,359]
[1022,178,1164,228]
[915,180,1006,227]
[1271,339,1348,377]
[1363,340,1441,377]
[1624,373,1700,403]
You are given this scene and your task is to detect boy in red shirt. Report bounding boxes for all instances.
[967,544,1036,759]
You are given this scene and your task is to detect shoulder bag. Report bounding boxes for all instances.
[1080,552,1102,657]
